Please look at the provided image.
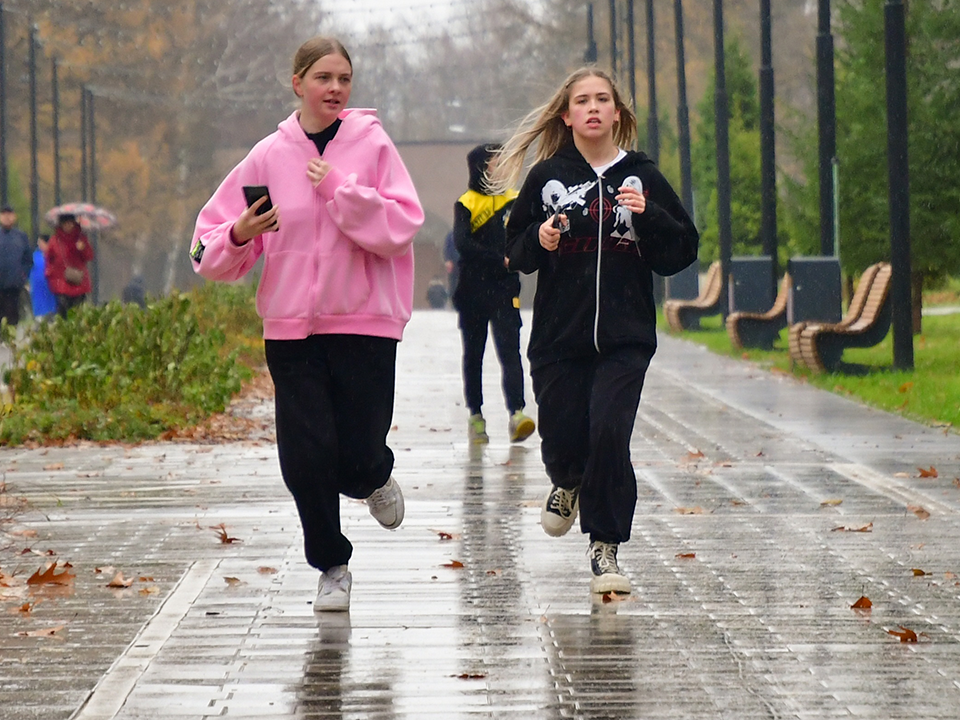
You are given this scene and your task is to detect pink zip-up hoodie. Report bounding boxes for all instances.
[190,109,424,341]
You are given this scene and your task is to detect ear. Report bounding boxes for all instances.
[292,74,303,99]
[561,110,571,128]
[613,108,621,124]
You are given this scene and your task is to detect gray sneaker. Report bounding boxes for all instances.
[366,476,404,530]
[315,565,351,612]
[588,541,631,594]
[540,485,580,537]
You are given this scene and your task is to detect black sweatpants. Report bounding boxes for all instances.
[532,347,652,544]
[265,334,398,572]
[457,303,525,416]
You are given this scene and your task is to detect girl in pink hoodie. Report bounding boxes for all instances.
[191,37,424,613]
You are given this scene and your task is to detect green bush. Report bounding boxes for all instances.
[0,286,258,444]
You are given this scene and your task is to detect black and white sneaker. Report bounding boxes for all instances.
[588,541,631,594]
[540,485,580,537]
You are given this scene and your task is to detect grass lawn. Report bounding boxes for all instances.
[660,309,959,433]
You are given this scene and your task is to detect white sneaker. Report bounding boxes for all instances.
[540,485,580,537]
[588,541,631,594]
[315,565,351,612]
[508,410,536,443]
[366,476,404,529]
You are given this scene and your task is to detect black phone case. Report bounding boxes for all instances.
[243,186,273,215]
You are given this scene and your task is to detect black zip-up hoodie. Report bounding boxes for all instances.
[506,143,698,369]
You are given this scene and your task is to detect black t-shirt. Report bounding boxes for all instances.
[305,119,342,155]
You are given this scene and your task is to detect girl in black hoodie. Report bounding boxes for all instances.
[492,67,698,595]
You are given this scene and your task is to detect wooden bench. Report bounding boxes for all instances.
[664,261,723,332]
[790,262,893,373]
[787,262,882,364]
[725,273,791,350]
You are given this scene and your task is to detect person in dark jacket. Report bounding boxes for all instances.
[453,143,535,444]
[492,68,698,595]
[0,205,32,326]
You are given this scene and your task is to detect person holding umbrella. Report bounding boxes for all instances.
[45,213,94,318]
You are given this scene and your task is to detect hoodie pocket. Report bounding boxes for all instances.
[257,251,314,319]
[315,245,373,315]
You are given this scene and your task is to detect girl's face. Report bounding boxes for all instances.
[293,53,352,130]
[562,75,620,142]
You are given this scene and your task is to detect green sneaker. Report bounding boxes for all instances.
[468,414,489,444]
[508,410,536,443]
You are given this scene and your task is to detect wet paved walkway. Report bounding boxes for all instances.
[3,310,960,719]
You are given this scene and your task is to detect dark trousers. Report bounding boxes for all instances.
[55,293,86,318]
[532,347,652,544]
[0,288,21,325]
[265,334,398,572]
[458,305,525,415]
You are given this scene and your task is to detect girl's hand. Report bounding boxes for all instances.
[307,158,333,187]
[616,185,646,215]
[539,215,563,251]
[232,196,279,244]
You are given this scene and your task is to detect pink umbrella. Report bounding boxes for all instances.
[45,202,116,231]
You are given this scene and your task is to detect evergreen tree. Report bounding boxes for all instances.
[691,35,766,262]
[782,0,960,294]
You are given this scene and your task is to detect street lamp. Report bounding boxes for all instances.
[713,0,732,315]
[645,0,659,164]
[759,0,778,292]
[884,0,912,370]
[816,0,837,257]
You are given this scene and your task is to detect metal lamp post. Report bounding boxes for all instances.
[713,0,732,314]
[884,0,913,370]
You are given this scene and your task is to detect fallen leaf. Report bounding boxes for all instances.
[911,568,928,577]
[442,560,465,569]
[673,506,705,515]
[675,552,696,559]
[601,591,629,604]
[820,499,843,507]
[42,463,64,471]
[485,569,502,576]
[210,524,241,544]
[257,567,278,575]
[19,625,64,637]
[18,600,40,614]
[886,626,918,643]
[917,466,938,478]
[851,595,872,610]
[898,382,914,393]
[139,586,159,595]
[831,523,873,533]
[26,564,75,586]
[106,571,133,588]
[138,576,154,582]
[223,576,243,586]
[907,505,931,520]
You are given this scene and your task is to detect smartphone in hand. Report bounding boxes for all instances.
[243,185,273,215]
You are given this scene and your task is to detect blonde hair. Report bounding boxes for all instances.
[489,68,637,193]
[292,36,351,94]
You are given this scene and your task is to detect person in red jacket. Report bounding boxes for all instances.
[45,213,94,318]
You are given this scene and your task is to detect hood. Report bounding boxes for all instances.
[467,143,500,193]
[277,107,382,145]
[554,142,656,171]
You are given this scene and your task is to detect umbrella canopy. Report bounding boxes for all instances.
[45,202,117,231]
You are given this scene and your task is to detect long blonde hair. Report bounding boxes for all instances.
[488,68,637,193]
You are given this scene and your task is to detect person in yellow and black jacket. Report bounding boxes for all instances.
[453,143,535,445]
